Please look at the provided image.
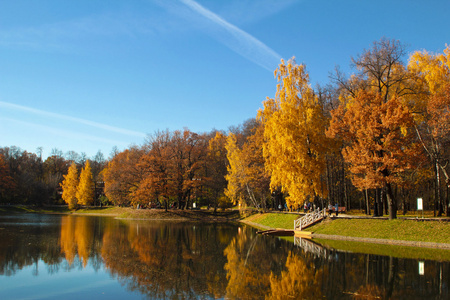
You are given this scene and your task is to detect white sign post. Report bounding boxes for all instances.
[419,261,425,275]
[417,198,423,219]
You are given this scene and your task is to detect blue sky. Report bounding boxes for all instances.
[0,0,449,159]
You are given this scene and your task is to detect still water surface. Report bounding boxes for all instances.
[0,213,449,299]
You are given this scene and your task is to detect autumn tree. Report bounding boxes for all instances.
[241,123,271,210]
[91,150,106,203]
[206,131,229,211]
[136,130,176,210]
[0,154,15,202]
[328,91,421,219]
[61,162,79,210]
[76,160,94,206]
[329,38,423,219]
[101,147,144,207]
[0,147,48,205]
[225,121,270,210]
[224,132,246,206]
[408,45,450,215]
[43,149,70,202]
[258,58,331,209]
[170,129,208,209]
[135,129,208,210]
[332,38,412,102]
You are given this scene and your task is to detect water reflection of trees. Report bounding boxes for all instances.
[223,228,450,299]
[1,216,450,299]
[0,215,104,276]
[224,227,324,299]
[101,221,236,299]
[0,215,63,276]
[59,215,104,270]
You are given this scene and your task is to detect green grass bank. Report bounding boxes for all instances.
[3,205,450,246]
[243,212,450,245]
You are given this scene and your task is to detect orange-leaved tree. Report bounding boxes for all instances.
[101,147,144,207]
[0,154,15,201]
[60,162,79,210]
[76,160,94,206]
[134,130,176,210]
[170,129,208,209]
[258,58,331,209]
[329,38,423,219]
[327,91,420,219]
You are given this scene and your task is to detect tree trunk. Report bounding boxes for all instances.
[386,182,397,219]
[365,189,371,215]
[326,161,333,205]
[359,191,362,212]
[401,187,407,215]
[384,188,389,215]
[379,188,384,216]
[245,184,258,209]
[373,189,379,217]
[344,177,349,210]
[435,160,443,216]
[184,190,191,210]
[446,184,449,217]
[213,190,218,213]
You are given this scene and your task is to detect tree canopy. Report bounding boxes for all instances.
[258,59,331,209]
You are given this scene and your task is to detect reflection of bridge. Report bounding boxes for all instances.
[294,208,327,231]
[294,237,328,258]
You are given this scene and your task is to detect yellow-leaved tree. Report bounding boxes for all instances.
[225,122,271,210]
[77,160,94,206]
[224,132,245,206]
[60,162,79,210]
[408,45,450,215]
[257,58,331,209]
[207,131,229,211]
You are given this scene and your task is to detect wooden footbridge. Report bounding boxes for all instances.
[294,208,328,231]
[257,207,329,237]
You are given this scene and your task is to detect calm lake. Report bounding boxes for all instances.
[0,213,448,299]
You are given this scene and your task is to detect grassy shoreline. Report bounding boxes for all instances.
[3,205,450,248]
[243,212,450,246]
[0,205,242,221]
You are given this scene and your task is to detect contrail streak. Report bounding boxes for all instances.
[0,101,146,138]
[179,0,282,71]
[2,117,129,146]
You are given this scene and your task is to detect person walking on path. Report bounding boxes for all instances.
[335,203,339,217]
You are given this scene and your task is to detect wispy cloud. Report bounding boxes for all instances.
[1,117,130,146]
[0,101,146,138]
[0,1,282,70]
[177,0,282,71]
[0,11,166,52]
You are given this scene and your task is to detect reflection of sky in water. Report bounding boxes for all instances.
[0,214,57,227]
[1,213,449,299]
[0,259,141,300]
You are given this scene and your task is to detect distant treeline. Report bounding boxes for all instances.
[1,38,449,219]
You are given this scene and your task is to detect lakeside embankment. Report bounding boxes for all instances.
[243,212,450,250]
[2,205,450,249]
[0,205,242,221]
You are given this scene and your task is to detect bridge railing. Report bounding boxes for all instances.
[294,207,327,231]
